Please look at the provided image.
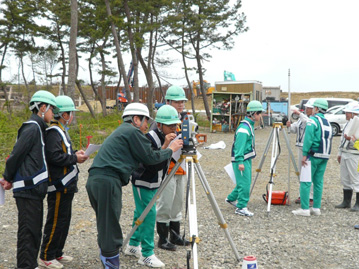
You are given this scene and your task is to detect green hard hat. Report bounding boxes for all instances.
[247,100,264,112]
[165,85,188,101]
[155,105,181,125]
[30,90,57,107]
[313,98,328,110]
[54,95,78,115]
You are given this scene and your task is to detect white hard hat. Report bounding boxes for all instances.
[122,103,152,120]
[304,98,316,109]
[343,102,359,113]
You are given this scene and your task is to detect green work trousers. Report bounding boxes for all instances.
[300,157,328,209]
[86,175,123,257]
[227,159,252,209]
[129,185,157,257]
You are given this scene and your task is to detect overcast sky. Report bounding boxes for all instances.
[170,0,359,93]
[5,1,358,93]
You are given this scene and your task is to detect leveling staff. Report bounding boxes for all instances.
[86,103,183,269]
[226,100,264,217]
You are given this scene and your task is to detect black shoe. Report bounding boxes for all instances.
[169,221,190,246]
[156,222,177,251]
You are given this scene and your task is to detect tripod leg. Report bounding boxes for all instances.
[250,127,274,196]
[283,131,301,205]
[193,159,241,263]
[122,159,183,248]
[186,157,199,269]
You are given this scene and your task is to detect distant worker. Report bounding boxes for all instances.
[86,103,183,268]
[225,100,263,217]
[287,99,315,206]
[156,85,190,251]
[335,103,359,210]
[124,105,182,268]
[292,98,333,217]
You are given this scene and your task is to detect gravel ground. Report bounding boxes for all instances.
[1,126,359,269]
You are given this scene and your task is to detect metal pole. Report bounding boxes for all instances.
[287,69,291,204]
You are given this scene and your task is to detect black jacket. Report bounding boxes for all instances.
[131,128,170,189]
[3,114,49,200]
[46,120,78,193]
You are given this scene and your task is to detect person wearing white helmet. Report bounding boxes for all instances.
[124,105,182,268]
[335,102,359,211]
[39,96,89,269]
[86,103,183,269]
[286,98,315,205]
[0,90,57,269]
[226,100,264,217]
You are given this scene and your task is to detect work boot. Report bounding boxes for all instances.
[351,193,359,211]
[169,221,190,246]
[335,189,352,208]
[156,222,176,251]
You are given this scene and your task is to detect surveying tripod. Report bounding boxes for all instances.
[122,145,241,269]
[250,123,300,215]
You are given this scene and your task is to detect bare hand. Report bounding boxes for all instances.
[238,164,245,171]
[302,156,308,167]
[169,139,183,152]
[293,110,300,115]
[344,134,351,141]
[76,150,89,163]
[286,121,291,127]
[0,178,12,190]
[337,156,341,163]
[163,133,177,148]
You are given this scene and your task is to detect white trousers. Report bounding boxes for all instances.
[340,152,359,192]
[156,174,186,224]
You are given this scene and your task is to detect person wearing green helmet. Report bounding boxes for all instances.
[292,98,333,217]
[225,100,263,217]
[124,105,181,267]
[286,99,316,206]
[39,95,88,269]
[0,90,57,269]
[156,85,190,251]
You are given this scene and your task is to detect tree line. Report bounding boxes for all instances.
[0,0,248,118]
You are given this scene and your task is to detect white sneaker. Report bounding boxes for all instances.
[56,255,73,263]
[310,208,321,216]
[225,198,237,207]
[138,254,165,268]
[38,258,64,269]
[124,245,142,258]
[235,207,254,217]
[292,208,310,216]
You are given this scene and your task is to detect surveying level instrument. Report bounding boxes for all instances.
[250,122,300,216]
[123,116,241,268]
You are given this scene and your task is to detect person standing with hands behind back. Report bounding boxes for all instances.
[226,100,263,217]
[86,103,183,269]
[0,90,57,269]
[38,95,88,269]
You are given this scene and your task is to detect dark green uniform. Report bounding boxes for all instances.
[86,122,173,258]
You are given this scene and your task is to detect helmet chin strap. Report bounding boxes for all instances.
[131,116,146,129]
[42,104,51,119]
[60,111,72,125]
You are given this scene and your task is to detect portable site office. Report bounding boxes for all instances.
[211,80,263,132]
